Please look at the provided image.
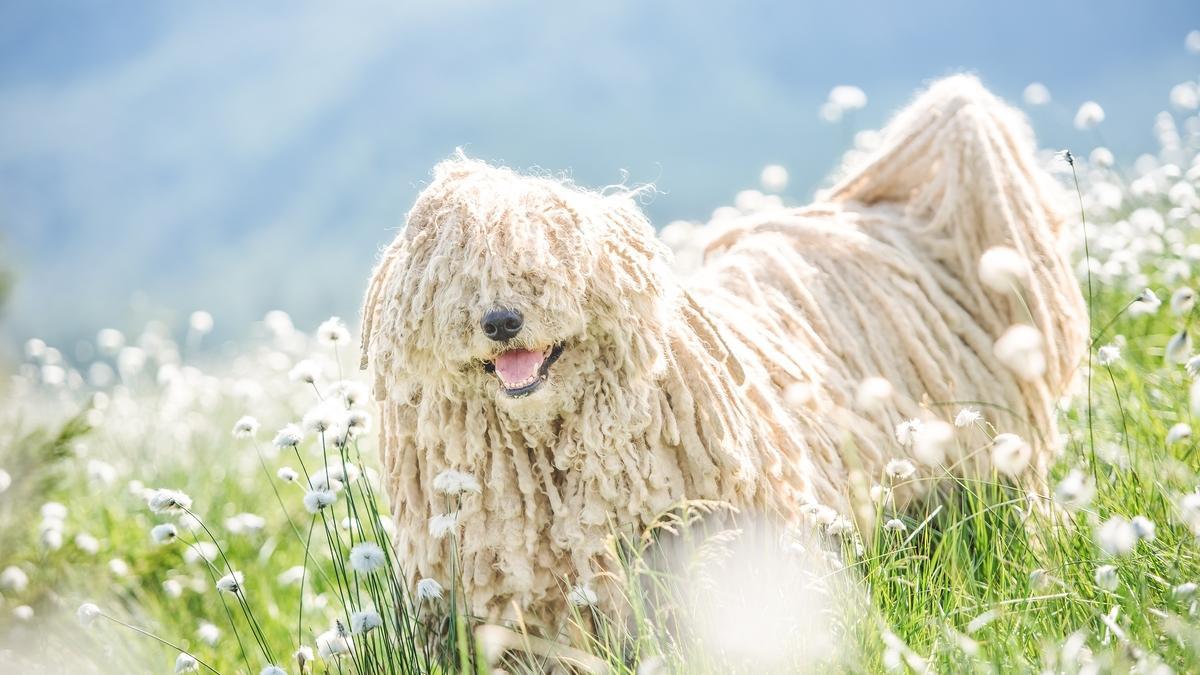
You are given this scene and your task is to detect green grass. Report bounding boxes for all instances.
[3,159,1200,674]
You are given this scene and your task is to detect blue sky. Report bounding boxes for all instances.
[1,1,1198,353]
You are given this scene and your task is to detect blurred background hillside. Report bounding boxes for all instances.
[1,0,1197,357]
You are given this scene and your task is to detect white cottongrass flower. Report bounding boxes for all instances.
[185,542,219,565]
[12,605,33,621]
[1167,330,1193,364]
[979,246,1030,293]
[147,489,193,514]
[760,164,788,193]
[854,377,893,411]
[349,543,387,573]
[994,325,1046,380]
[197,621,220,645]
[1074,101,1105,130]
[309,462,360,491]
[1054,469,1094,510]
[913,420,953,466]
[272,424,304,448]
[317,629,352,658]
[954,407,981,428]
[1129,288,1162,316]
[288,360,322,384]
[885,458,916,480]
[1094,564,1119,592]
[277,467,299,483]
[1097,517,1138,556]
[189,310,214,334]
[1131,515,1156,541]
[0,468,9,494]
[1172,287,1197,315]
[894,419,923,447]
[884,519,907,533]
[568,584,599,607]
[1174,582,1198,598]
[1171,82,1199,110]
[231,415,260,439]
[1089,147,1114,168]
[277,566,305,586]
[302,401,342,434]
[1097,344,1120,366]
[870,484,892,504]
[416,578,444,601]
[42,528,64,551]
[351,609,383,634]
[41,501,67,520]
[175,653,199,673]
[216,571,245,594]
[1022,82,1050,106]
[333,380,369,407]
[1,566,29,592]
[990,433,1032,477]
[318,317,351,345]
[429,512,460,539]
[151,523,179,544]
[259,666,285,675]
[304,489,336,514]
[432,469,482,496]
[76,602,101,626]
[294,646,314,671]
[225,513,265,535]
[74,533,100,555]
[1167,423,1192,445]
[827,516,854,536]
[162,579,183,598]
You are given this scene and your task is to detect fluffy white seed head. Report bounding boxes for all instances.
[432,469,482,496]
[1023,82,1051,106]
[197,621,221,645]
[994,325,1046,380]
[1054,469,1094,510]
[883,519,907,533]
[416,578,444,601]
[259,666,285,675]
[175,653,199,673]
[76,602,101,626]
[567,584,599,607]
[288,360,322,384]
[1094,564,1119,592]
[277,466,299,483]
[760,164,789,193]
[317,317,351,346]
[954,407,981,428]
[151,523,179,544]
[855,377,893,412]
[216,571,244,594]
[885,458,916,480]
[894,419,923,447]
[1,566,29,592]
[1130,288,1162,316]
[272,424,304,448]
[294,646,314,671]
[349,543,386,573]
[979,246,1030,293]
[1131,515,1156,541]
[1168,331,1193,365]
[1074,101,1105,130]
[351,609,382,634]
[990,433,1032,477]
[1167,423,1192,445]
[1097,344,1121,366]
[231,416,260,439]
[304,489,336,514]
[317,629,352,658]
[1172,287,1197,315]
[147,489,193,514]
[1097,517,1137,556]
[428,512,460,539]
[913,420,954,466]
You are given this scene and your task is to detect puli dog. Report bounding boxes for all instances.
[358,75,1088,634]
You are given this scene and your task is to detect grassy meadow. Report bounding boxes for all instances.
[4,88,1200,673]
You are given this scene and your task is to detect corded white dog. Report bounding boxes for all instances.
[358,75,1087,634]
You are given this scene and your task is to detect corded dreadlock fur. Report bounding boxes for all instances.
[359,75,1088,631]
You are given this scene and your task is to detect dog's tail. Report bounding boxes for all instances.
[824,73,1088,452]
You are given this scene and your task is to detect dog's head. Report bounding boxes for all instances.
[361,156,676,421]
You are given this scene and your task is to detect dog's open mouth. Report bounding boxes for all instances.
[483,344,564,397]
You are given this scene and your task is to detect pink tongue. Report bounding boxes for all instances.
[495,349,544,386]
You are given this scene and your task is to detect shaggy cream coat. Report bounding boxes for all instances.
[359,75,1088,628]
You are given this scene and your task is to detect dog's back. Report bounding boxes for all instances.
[688,75,1088,508]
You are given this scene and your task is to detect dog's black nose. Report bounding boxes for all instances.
[481,308,523,342]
